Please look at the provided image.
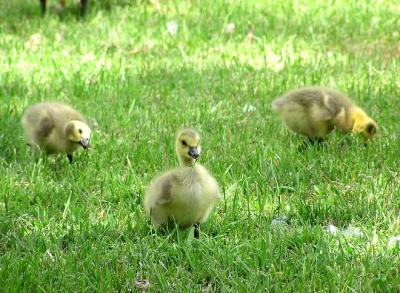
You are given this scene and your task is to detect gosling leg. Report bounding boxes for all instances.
[80,0,89,16]
[193,223,200,239]
[40,0,46,15]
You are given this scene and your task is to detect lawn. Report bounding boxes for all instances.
[1,0,400,291]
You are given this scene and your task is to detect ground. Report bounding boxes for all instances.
[0,0,400,291]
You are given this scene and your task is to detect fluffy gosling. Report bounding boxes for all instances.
[271,87,377,142]
[21,102,91,163]
[144,129,220,238]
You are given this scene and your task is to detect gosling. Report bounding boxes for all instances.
[39,0,89,16]
[271,86,377,143]
[144,129,220,238]
[21,102,91,163]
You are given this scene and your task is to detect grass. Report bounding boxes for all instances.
[1,0,400,291]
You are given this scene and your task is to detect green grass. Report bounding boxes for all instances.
[1,0,400,291]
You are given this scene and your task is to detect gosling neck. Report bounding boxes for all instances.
[350,106,368,128]
[178,155,196,167]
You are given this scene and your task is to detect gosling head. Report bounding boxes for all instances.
[353,119,378,141]
[176,129,201,166]
[65,120,91,149]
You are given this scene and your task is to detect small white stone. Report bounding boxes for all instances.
[224,23,235,34]
[326,224,338,234]
[166,21,178,36]
[387,236,400,248]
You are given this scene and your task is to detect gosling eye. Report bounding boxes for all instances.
[181,140,187,146]
[78,129,83,134]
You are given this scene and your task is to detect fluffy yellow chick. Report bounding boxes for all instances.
[21,102,91,163]
[271,87,377,142]
[144,129,220,238]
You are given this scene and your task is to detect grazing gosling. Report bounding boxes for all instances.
[21,102,91,163]
[144,129,220,238]
[39,0,89,16]
[271,87,377,142]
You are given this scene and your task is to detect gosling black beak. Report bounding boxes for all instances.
[79,138,90,149]
[188,147,199,159]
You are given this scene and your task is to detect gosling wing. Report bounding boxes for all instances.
[36,115,55,139]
